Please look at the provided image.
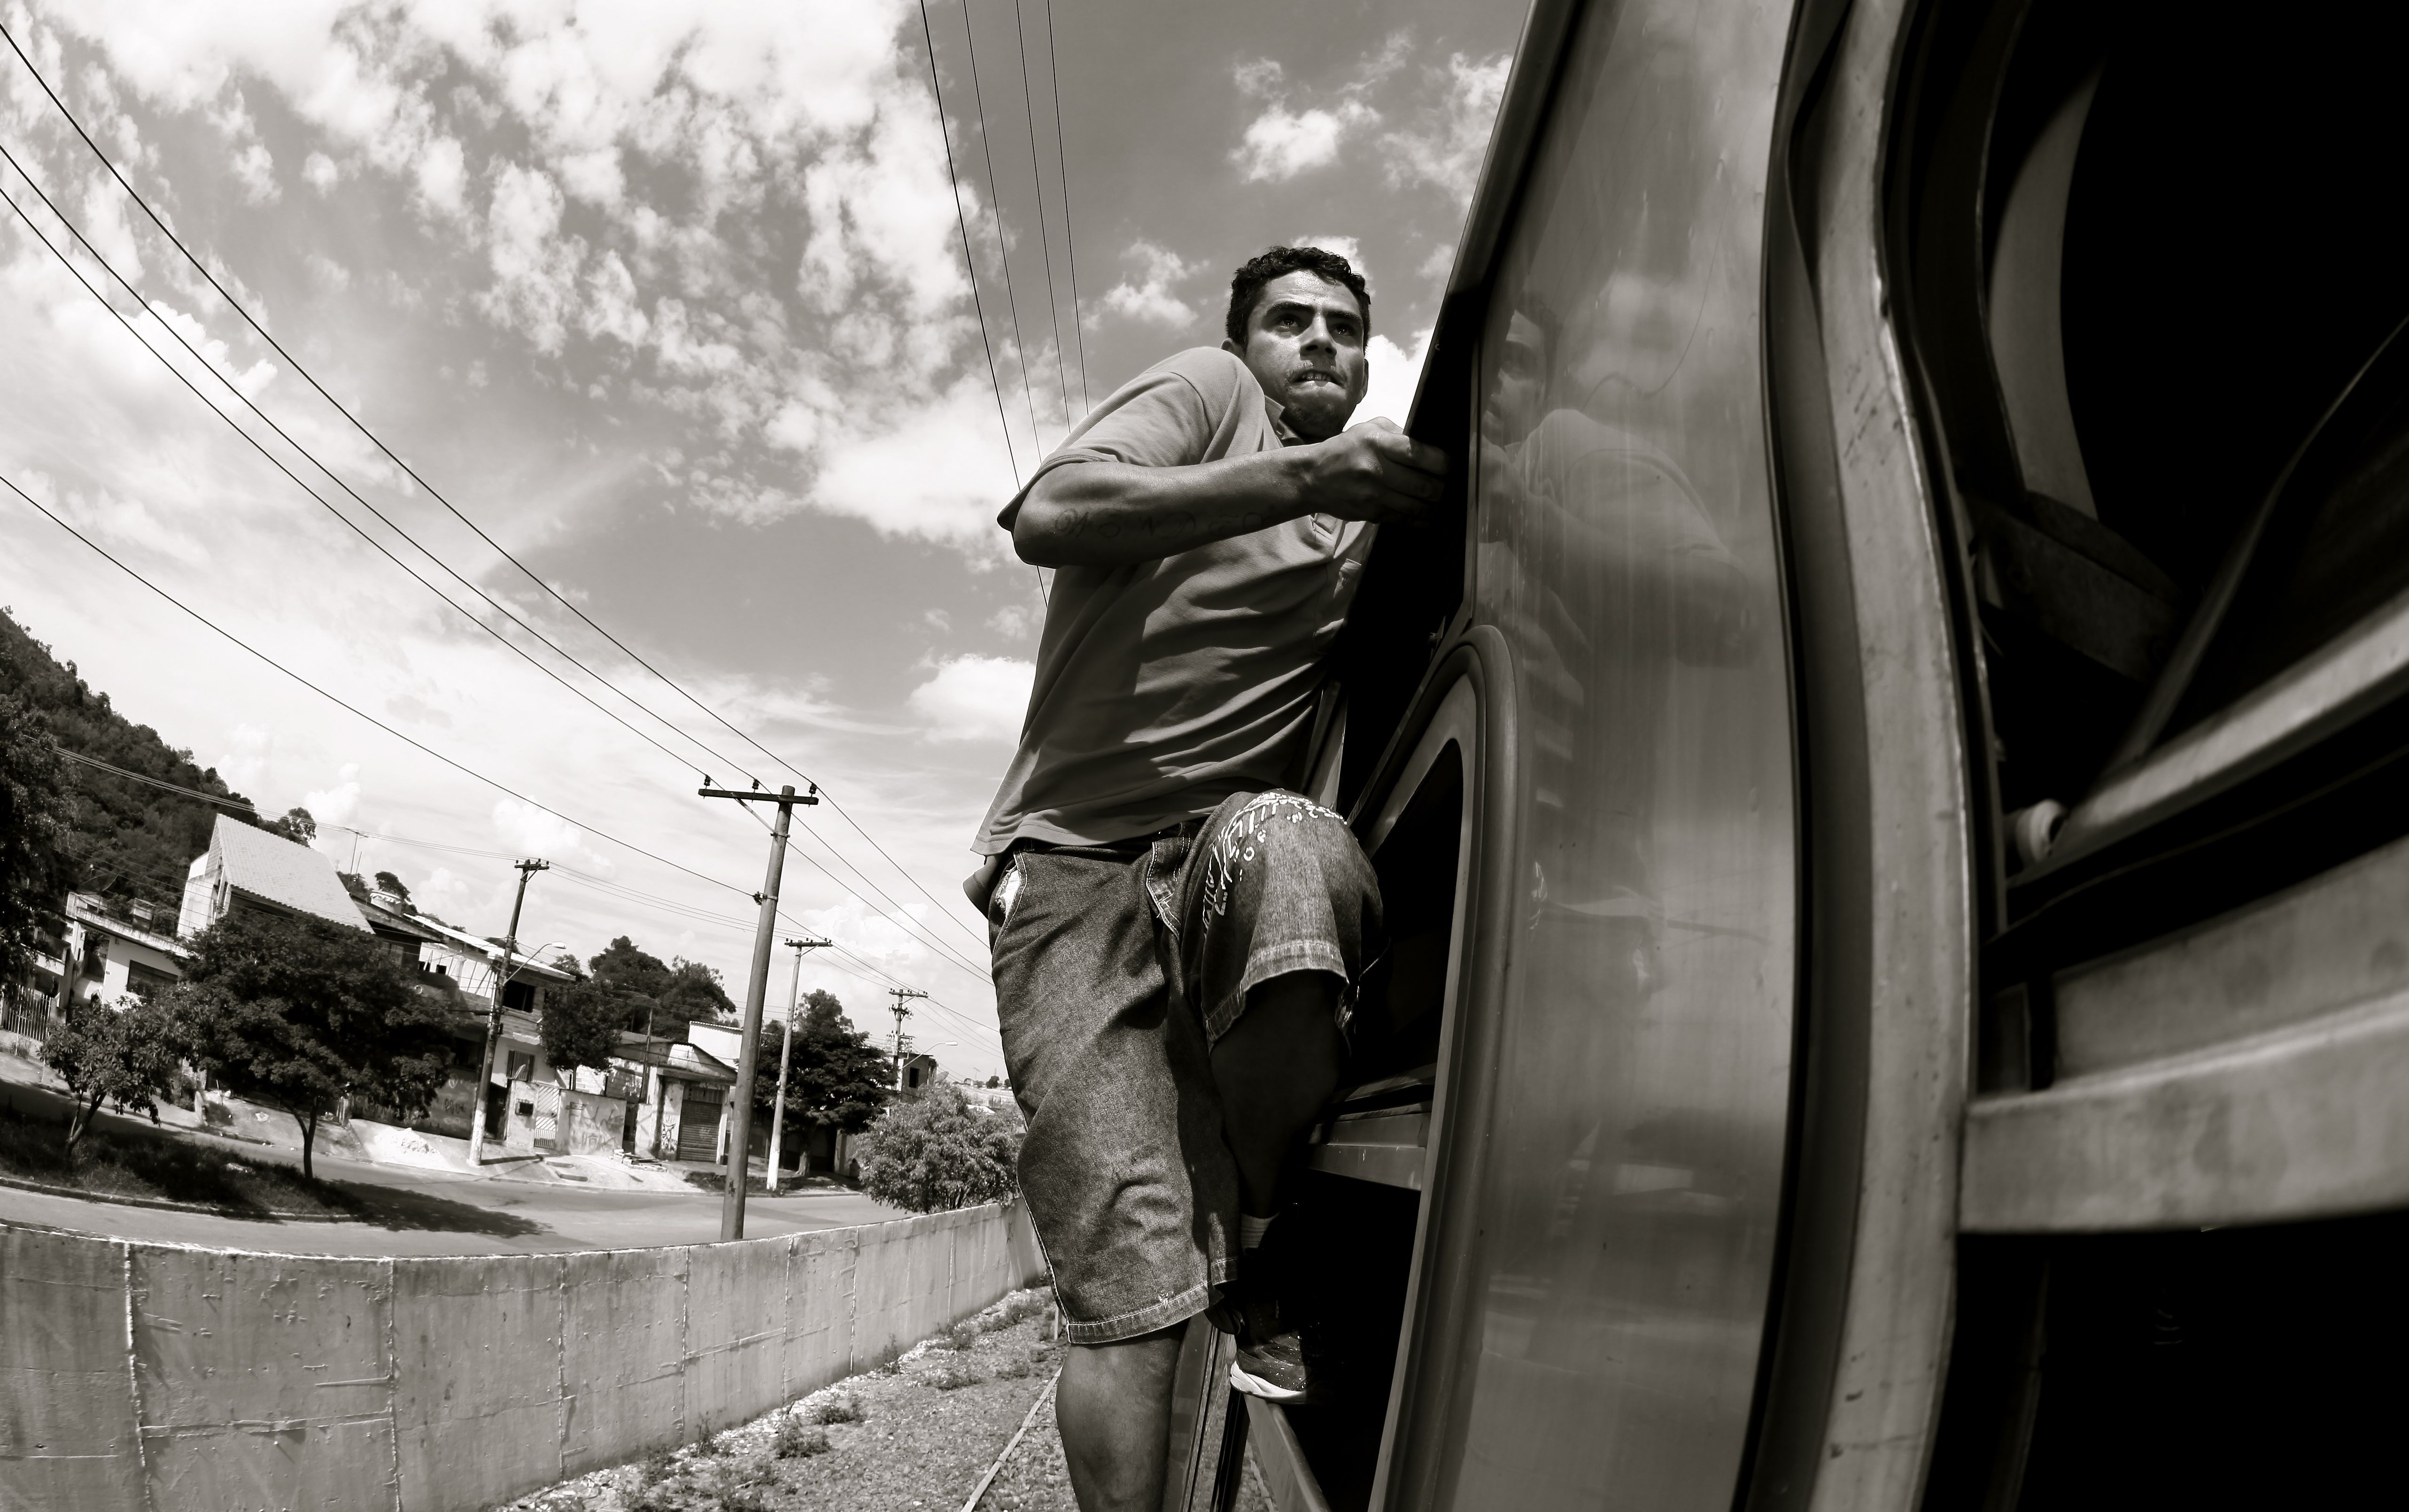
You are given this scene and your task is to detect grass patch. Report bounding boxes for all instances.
[805,1393,864,1426]
[995,1357,1031,1380]
[0,1099,354,1217]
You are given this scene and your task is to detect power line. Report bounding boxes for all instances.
[734,798,993,983]
[2,472,793,916]
[916,0,1024,493]
[2,126,994,966]
[53,748,255,811]
[0,17,999,958]
[325,820,1002,1044]
[955,0,1047,453]
[0,148,741,791]
[1041,0,1091,414]
[1010,0,1074,431]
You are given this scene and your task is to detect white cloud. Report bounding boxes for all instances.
[479,162,581,352]
[230,141,279,204]
[303,763,362,828]
[491,798,584,859]
[302,151,341,192]
[1231,57,1378,182]
[1293,234,1366,286]
[1381,52,1510,199]
[908,656,1033,743]
[1098,240,1198,329]
[807,378,1025,546]
[1356,327,1431,429]
[1235,100,1377,182]
[414,136,467,216]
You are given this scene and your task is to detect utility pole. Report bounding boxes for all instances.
[888,987,928,1088]
[466,858,548,1167]
[698,782,817,1241]
[765,935,831,1193]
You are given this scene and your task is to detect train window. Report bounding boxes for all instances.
[1377,0,1802,1504]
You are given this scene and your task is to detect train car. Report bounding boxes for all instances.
[1160,0,2409,1507]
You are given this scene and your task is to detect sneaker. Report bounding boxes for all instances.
[1231,1329,1320,1403]
[1214,1216,1334,1405]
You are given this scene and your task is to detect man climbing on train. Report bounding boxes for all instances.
[965,244,1448,1511]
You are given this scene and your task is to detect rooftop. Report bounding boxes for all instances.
[209,816,367,930]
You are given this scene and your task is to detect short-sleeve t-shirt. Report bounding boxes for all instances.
[972,347,1374,855]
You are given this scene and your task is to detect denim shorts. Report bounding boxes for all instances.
[987,790,1383,1344]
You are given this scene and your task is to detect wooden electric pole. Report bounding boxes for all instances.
[698,782,816,1240]
[888,987,928,1088]
[467,858,548,1167]
[765,934,831,1191]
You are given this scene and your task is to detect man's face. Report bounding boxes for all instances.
[1223,270,1370,442]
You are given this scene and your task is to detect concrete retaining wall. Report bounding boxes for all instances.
[0,1203,1047,1512]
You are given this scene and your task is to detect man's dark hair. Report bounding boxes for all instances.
[1224,246,1371,346]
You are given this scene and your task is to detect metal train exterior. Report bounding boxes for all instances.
[1164,0,2409,1507]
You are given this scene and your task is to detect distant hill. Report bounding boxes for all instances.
[0,608,262,913]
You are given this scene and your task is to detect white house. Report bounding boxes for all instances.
[179,815,368,936]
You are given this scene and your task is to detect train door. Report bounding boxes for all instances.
[1175,0,1822,1505]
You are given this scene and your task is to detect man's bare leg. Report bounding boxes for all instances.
[1058,1326,1185,1512]
[1211,972,1344,1215]
[1054,976,1340,1510]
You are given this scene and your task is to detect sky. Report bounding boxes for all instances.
[0,0,1521,1081]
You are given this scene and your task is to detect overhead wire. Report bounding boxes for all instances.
[52,748,255,811]
[1040,0,1091,414]
[3,472,825,919]
[914,0,1023,494]
[0,148,746,791]
[954,0,1047,454]
[0,17,1003,956]
[1009,0,1074,432]
[325,820,1002,1048]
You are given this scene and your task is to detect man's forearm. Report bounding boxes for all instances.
[1011,452,1316,567]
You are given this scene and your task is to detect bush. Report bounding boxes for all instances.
[806,1393,864,1426]
[939,1320,981,1352]
[927,1361,980,1391]
[852,1082,1022,1213]
[771,1417,830,1459]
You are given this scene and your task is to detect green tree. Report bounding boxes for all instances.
[0,692,73,1016]
[587,936,734,1033]
[41,994,182,1150]
[542,974,646,1073]
[853,1081,1021,1213]
[167,910,451,1179]
[372,871,413,908]
[266,806,317,844]
[749,993,894,1153]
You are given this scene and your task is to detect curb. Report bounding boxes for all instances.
[0,1166,365,1222]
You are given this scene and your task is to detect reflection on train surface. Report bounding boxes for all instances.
[1161,1,2409,1509]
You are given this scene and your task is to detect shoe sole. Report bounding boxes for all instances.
[1229,1360,1309,1404]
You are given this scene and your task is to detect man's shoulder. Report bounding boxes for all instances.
[1134,346,1262,410]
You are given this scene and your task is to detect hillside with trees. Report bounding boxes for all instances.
[0,608,299,915]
